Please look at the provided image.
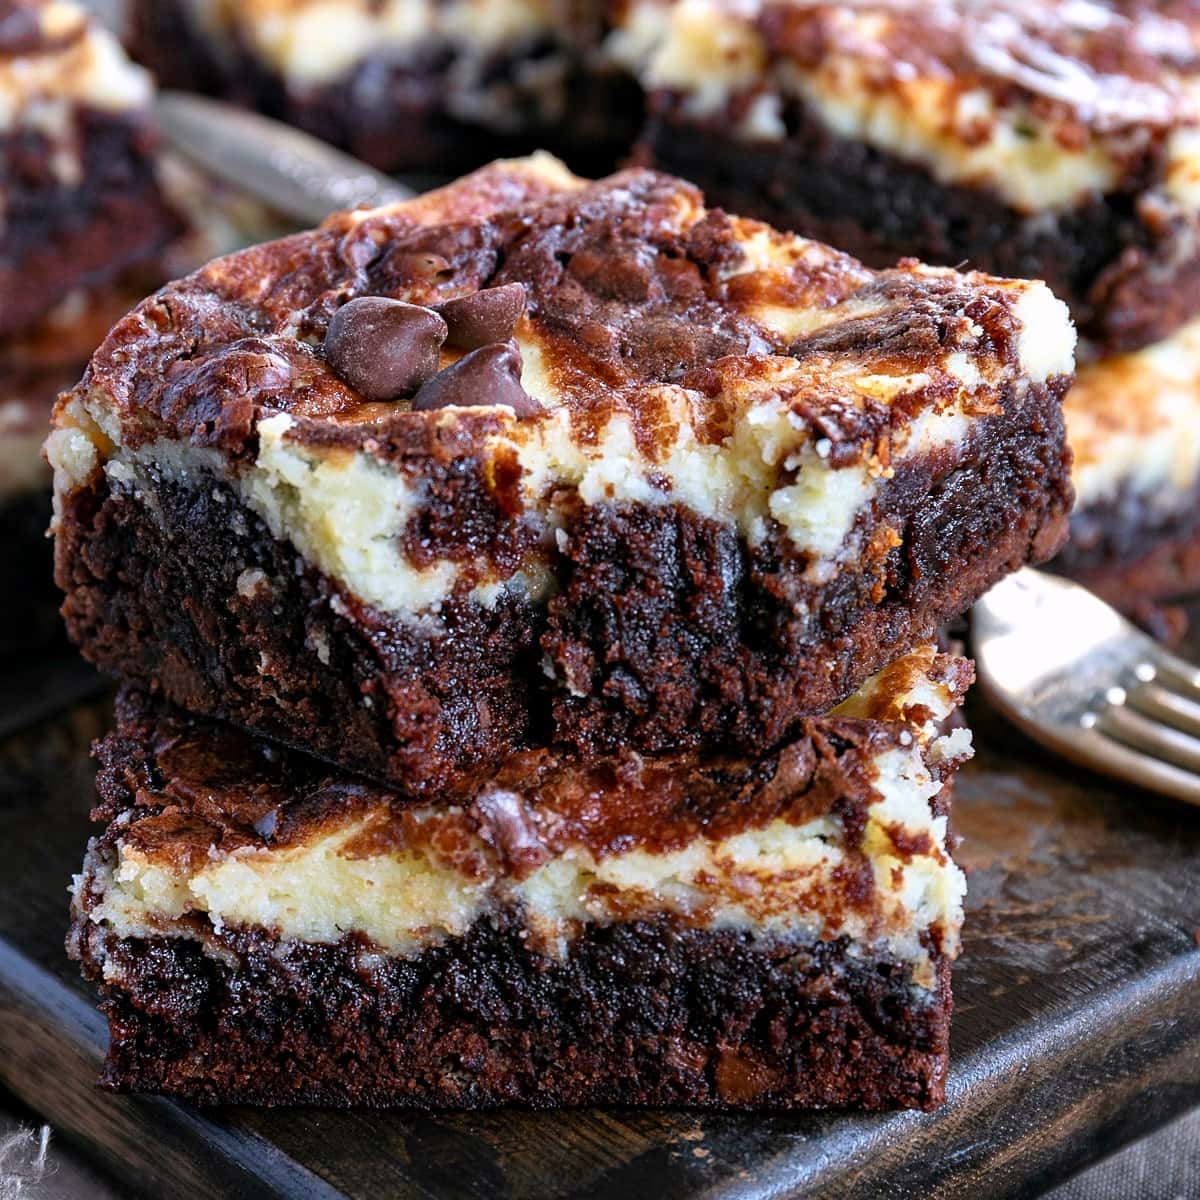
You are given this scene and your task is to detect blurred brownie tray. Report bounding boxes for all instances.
[48,154,1073,793]
[127,0,640,175]
[0,0,182,338]
[69,645,973,1111]
[616,0,1200,355]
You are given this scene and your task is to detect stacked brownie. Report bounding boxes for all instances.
[0,0,183,648]
[614,0,1200,608]
[60,154,1075,1109]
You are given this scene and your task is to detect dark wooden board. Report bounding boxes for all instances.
[1,644,1198,1200]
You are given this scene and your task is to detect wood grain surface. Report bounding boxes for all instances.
[1,640,1197,1199]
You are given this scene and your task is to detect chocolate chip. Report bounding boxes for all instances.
[0,8,44,54]
[411,342,541,419]
[252,808,280,840]
[323,297,447,402]
[435,284,527,351]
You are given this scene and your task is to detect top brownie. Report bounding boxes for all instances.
[50,155,1073,793]
[617,0,1200,354]
[0,0,182,336]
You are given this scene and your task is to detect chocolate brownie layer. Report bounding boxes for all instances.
[68,653,970,1110]
[0,2,183,337]
[545,378,1067,757]
[617,0,1200,354]
[49,157,1072,789]
[128,0,639,176]
[55,474,543,795]
[73,919,951,1110]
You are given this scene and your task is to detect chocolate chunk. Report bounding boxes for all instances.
[323,297,447,402]
[252,808,280,840]
[412,342,541,419]
[0,6,43,54]
[436,284,527,351]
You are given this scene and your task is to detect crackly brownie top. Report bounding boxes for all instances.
[614,1,1200,211]
[0,0,151,128]
[72,153,1071,466]
[763,1,1200,124]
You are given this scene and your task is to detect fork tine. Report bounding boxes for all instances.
[1076,726,1200,807]
[1148,646,1200,704]
[1097,704,1200,775]
[1126,683,1200,740]
[972,567,1200,806]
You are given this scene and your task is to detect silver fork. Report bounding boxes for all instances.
[973,568,1200,805]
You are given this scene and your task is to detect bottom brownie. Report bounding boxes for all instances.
[78,919,949,1111]
[69,646,972,1111]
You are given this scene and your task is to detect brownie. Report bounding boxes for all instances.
[0,0,183,338]
[618,0,1200,355]
[48,155,1073,793]
[1057,313,1200,605]
[0,278,161,654]
[0,157,293,660]
[127,0,641,177]
[69,646,973,1111]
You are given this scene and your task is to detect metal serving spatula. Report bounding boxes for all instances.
[975,568,1200,805]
